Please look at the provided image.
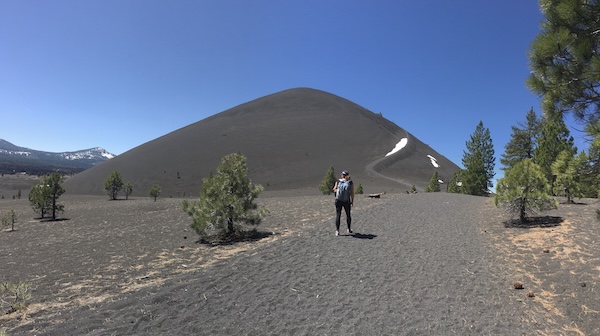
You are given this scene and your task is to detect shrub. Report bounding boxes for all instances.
[104,170,124,200]
[494,159,557,222]
[149,184,161,202]
[183,153,268,238]
[0,281,31,313]
[1,210,17,232]
[319,166,336,195]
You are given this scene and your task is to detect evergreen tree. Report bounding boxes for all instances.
[182,153,267,237]
[425,171,441,192]
[551,150,584,203]
[46,172,65,220]
[319,165,337,195]
[28,182,52,218]
[580,121,600,196]
[28,172,65,220]
[461,152,488,196]
[533,111,576,186]
[149,184,161,202]
[447,169,463,193]
[355,183,364,195]
[124,182,133,200]
[527,0,600,123]
[494,159,557,223]
[501,108,541,170]
[104,170,124,200]
[462,121,495,192]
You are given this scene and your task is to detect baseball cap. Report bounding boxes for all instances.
[341,170,349,176]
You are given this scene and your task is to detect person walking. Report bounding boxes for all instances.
[333,170,354,236]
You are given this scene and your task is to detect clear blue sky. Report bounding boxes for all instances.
[0,1,589,184]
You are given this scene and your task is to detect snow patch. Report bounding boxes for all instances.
[427,155,440,168]
[385,138,408,157]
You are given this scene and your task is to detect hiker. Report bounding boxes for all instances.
[333,170,354,236]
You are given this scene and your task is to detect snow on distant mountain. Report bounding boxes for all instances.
[0,139,115,175]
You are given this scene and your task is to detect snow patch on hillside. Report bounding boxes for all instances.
[385,138,408,157]
[427,155,440,168]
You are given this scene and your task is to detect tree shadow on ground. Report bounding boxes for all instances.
[39,218,70,223]
[351,232,377,240]
[196,229,275,246]
[503,216,563,229]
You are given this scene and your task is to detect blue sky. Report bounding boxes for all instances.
[0,1,589,184]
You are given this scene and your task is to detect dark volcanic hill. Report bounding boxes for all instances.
[64,88,460,197]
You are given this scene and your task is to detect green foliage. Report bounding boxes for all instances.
[0,281,31,313]
[319,166,336,195]
[1,209,17,232]
[124,182,133,200]
[551,150,584,203]
[182,153,267,237]
[104,170,124,200]
[462,121,495,191]
[461,152,488,196]
[410,185,417,193]
[355,183,363,194]
[425,171,441,192]
[494,159,557,223]
[28,181,51,218]
[149,184,161,202]
[534,112,576,185]
[447,169,463,193]
[501,108,540,170]
[28,172,65,220]
[527,0,600,123]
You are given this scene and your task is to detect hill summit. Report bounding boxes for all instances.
[64,88,460,196]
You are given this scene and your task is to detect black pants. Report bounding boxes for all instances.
[335,200,351,231]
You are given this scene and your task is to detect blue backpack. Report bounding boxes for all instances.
[336,179,353,202]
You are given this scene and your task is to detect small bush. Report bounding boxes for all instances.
[0,281,31,314]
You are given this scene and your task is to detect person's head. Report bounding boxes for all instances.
[341,170,350,180]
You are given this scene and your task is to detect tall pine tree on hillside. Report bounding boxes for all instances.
[533,111,576,186]
[462,121,495,194]
[501,108,541,170]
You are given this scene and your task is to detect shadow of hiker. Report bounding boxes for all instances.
[351,233,377,240]
[504,216,563,229]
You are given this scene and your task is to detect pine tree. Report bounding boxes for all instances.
[447,169,463,193]
[319,166,336,195]
[124,182,133,200]
[551,150,584,203]
[461,152,488,196]
[494,159,557,223]
[149,184,161,202]
[182,153,267,237]
[533,111,576,186]
[28,172,65,220]
[104,170,124,200]
[425,171,441,192]
[527,0,600,123]
[501,108,540,170]
[462,121,495,193]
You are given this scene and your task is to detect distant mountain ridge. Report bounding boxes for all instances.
[0,139,115,175]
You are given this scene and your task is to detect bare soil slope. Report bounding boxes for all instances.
[63,88,459,197]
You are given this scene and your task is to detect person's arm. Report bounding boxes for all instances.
[333,181,338,194]
[350,183,355,205]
